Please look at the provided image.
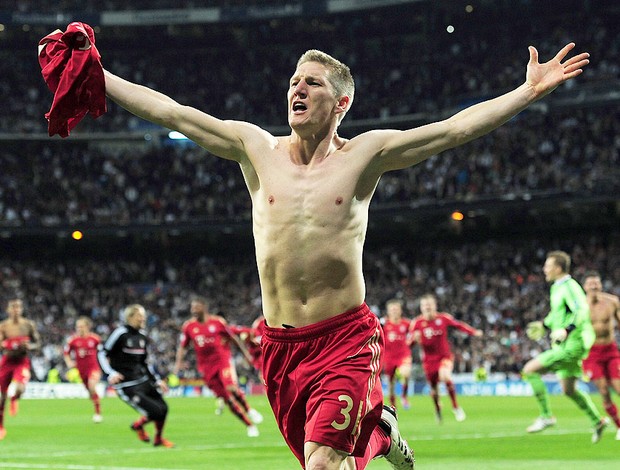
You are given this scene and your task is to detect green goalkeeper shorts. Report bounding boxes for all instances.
[537,338,588,379]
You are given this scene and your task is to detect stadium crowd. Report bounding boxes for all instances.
[0,1,618,389]
[1,106,618,228]
[1,1,619,226]
[1,230,618,383]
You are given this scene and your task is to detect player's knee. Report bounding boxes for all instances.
[305,443,348,470]
[151,402,168,421]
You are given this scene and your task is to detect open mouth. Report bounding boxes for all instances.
[292,102,307,113]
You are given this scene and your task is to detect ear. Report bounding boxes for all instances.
[335,95,350,116]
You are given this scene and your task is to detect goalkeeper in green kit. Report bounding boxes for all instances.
[523,250,609,442]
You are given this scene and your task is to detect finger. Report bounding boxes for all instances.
[528,46,539,65]
[562,52,590,68]
[553,42,576,62]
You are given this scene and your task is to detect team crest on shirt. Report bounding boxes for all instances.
[208,325,216,333]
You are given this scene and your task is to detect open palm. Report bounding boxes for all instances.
[526,42,590,98]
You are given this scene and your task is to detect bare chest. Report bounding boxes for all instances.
[0,321,31,338]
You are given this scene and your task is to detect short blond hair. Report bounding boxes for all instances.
[547,250,571,274]
[123,304,146,322]
[297,49,354,121]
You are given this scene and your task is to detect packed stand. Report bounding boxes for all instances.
[1,230,618,383]
[0,1,618,133]
[1,105,618,228]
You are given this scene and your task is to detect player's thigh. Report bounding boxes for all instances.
[438,358,454,381]
[398,357,412,378]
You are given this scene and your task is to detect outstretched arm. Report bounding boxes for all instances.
[104,70,248,161]
[375,43,590,171]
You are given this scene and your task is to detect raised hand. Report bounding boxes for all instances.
[526,43,590,98]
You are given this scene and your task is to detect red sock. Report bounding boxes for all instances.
[91,393,101,414]
[353,425,391,469]
[0,396,5,426]
[605,402,620,428]
[446,381,458,408]
[226,398,252,426]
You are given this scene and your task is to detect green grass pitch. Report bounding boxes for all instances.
[0,394,617,469]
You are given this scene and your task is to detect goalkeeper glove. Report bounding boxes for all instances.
[550,328,568,344]
[526,321,545,341]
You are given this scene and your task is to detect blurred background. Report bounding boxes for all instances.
[0,0,618,385]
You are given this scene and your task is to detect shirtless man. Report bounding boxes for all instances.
[582,271,620,440]
[70,35,588,469]
[0,297,41,440]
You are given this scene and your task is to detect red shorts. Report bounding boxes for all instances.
[0,356,31,393]
[583,343,620,381]
[422,355,453,386]
[77,367,100,386]
[383,353,412,378]
[262,304,384,467]
[198,358,237,399]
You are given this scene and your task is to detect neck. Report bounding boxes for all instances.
[289,130,344,164]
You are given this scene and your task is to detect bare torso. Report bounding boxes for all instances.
[587,292,620,345]
[0,318,36,359]
[242,132,382,328]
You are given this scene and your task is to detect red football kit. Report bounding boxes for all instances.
[64,333,102,384]
[179,317,237,398]
[262,304,384,466]
[583,343,620,381]
[410,313,477,385]
[0,336,31,392]
[249,317,266,372]
[381,318,412,377]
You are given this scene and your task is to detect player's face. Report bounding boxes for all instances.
[420,298,436,318]
[387,303,402,321]
[76,320,89,336]
[287,62,340,131]
[543,257,561,282]
[583,276,602,294]
[128,309,147,329]
[190,301,206,319]
[7,300,23,319]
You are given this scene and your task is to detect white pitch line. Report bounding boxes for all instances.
[1,440,288,460]
[0,464,188,470]
[407,428,590,441]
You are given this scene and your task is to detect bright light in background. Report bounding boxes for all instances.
[451,211,464,221]
[446,24,455,34]
[71,230,83,240]
[465,4,474,13]
[168,131,189,140]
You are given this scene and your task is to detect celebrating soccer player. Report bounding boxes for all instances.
[64,316,103,423]
[582,271,620,440]
[523,251,608,442]
[381,299,413,410]
[409,294,482,423]
[0,296,41,440]
[174,296,263,437]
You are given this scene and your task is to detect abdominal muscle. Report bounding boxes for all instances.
[253,196,368,329]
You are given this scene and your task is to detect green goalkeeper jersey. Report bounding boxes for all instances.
[544,274,595,350]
